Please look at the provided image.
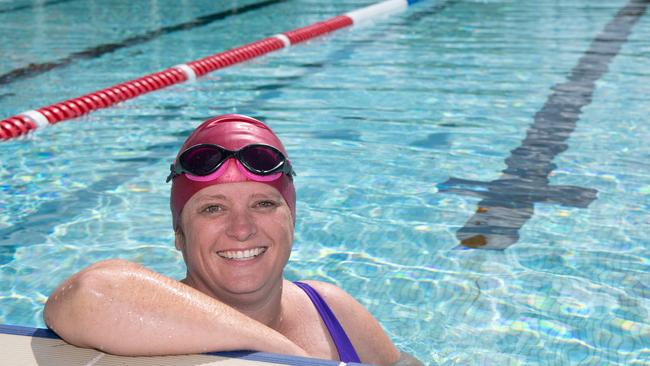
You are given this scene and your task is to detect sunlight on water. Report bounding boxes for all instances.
[1,0,650,365]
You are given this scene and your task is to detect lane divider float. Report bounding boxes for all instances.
[0,0,423,141]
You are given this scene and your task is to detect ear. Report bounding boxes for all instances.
[175,229,186,251]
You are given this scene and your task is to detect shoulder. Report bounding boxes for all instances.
[297,280,373,320]
[296,280,364,324]
[297,280,351,303]
[298,280,400,366]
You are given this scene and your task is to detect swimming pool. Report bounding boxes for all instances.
[1,0,649,364]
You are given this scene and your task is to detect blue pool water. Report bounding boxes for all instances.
[1,0,650,364]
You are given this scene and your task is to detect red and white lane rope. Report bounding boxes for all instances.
[0,0,421,141]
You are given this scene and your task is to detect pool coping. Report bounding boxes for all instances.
[1,323,369,366]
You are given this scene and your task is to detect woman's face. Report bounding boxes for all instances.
[176,181,294,304]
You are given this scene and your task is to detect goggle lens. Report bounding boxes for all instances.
[181,145,226,176]
[239,145,284,173]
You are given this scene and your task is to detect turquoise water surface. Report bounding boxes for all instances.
[1,0,649,364]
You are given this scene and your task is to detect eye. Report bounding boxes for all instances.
[202,204,224,214]
[254,200,278,209]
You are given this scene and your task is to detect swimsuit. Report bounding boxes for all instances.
[293,281,361,363]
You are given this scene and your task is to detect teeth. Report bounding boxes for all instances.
[217,247,267,260]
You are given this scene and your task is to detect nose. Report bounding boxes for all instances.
[218,157,245,183]
[225,208,257,242]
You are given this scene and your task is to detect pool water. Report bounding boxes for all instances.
[1,0,649,364]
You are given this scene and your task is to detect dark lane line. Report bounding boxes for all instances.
[438,0,648,250]
[0,0,287,86]
[0,0,77,14]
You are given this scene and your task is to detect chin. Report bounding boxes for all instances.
[221,271,284,299]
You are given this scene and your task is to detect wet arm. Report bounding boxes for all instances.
[44,259,307,357]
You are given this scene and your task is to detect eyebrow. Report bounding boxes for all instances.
[251,192,282,200]
[196,194,227,202]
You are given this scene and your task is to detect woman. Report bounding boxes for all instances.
[44,114,422,366]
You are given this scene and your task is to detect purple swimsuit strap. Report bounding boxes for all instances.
[293,281,361,363]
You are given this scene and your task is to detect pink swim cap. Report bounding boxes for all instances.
[170,114,296,230]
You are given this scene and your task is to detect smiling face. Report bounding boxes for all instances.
[176,181,294,305]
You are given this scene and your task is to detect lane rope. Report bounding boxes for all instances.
[0,0,423,141]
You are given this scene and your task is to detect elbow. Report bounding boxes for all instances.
[44,259,137,347]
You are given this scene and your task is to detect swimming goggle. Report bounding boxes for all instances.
[166,143,295,183]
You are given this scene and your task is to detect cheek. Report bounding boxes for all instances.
[258,209,293,247]
[274,211,294,249]
[180,216,216,253]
